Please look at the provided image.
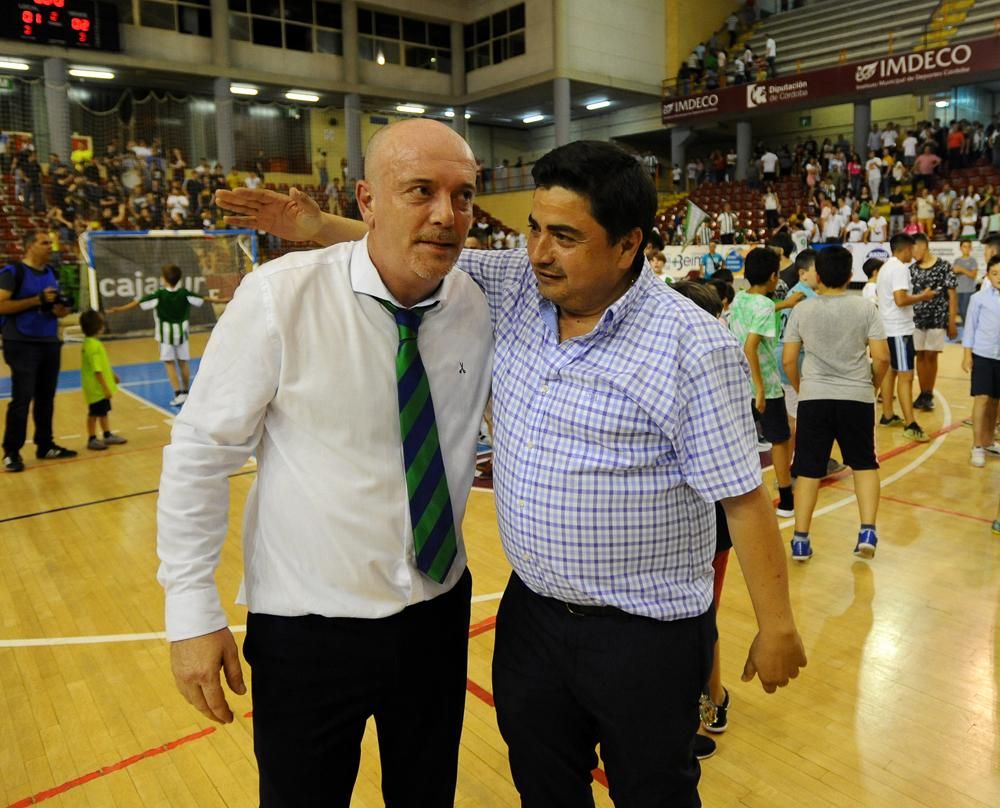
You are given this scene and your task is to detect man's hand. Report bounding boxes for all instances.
[215,186,325,243]
[918,287,937,301]
[52,304,70,318]
[947,321,957,340]
[40,288,58,305]
[755,389,766,414]
[961,353,972,373]
[170,627,247,724]
[741,626,807,693]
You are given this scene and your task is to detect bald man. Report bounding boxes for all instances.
[157,119,493,807]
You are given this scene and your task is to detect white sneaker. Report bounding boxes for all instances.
[169,393,188,407]
[971,447,986,468]
[984,442,1000,456]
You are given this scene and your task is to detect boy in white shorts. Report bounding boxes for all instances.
[108,264,230,406]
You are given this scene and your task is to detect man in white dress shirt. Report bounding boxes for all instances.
[157,119,493,807]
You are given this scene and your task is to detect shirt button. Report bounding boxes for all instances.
[526,440,534,449]
[540,384,549,393]
[518,499,525,508]
[522,552,530,561]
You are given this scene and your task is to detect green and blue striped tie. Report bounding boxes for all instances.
[379,299,457,583]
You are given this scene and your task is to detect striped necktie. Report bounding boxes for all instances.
[378,299,457,583]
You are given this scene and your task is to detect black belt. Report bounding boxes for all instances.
[560,600,624,617]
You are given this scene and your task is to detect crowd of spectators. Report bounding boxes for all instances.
[667,116,1000,246]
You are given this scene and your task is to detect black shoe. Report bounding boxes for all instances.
[36,444,78,460]
[693,734,717,760]
[913,392,935,411]
[3,453,24,472]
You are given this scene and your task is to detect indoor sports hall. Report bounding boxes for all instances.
[2,0,1000,806]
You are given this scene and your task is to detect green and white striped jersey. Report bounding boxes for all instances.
[138,284,205,346]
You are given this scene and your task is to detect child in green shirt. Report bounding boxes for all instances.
[79,310,128,451]
[727,247,795,518]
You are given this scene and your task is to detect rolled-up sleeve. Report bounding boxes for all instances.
[156,270,281,641]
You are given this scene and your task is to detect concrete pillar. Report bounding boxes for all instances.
[213,77,235,173]
[554,77,571,147]
[735,120,752,182]
[342,0,359,85]
[452,105,468,140]
[345,92,363,183]
[853,100,871,157]
[671,126,694,180]
[43,57,70,161]
[210,0,229,66]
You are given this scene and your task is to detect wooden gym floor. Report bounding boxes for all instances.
[0,333,998,807]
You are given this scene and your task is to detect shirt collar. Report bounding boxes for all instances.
[350,233,450,308]
[536,262,647,338]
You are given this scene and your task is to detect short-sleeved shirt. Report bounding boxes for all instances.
[138,284,205,345]
[783,294,885,403]
[81,336,118,404]
[0,262,61,343]
[953,256,978,294]
[777,281,816,384]
[701,252,724,277]
[911,257,957,329]
[876,256,915,337]
[729,290,782,398]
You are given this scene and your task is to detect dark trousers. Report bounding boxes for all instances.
[719,233,734,244]
[2,339,61,456]
[493,573,716,808]
[243,568,472,808]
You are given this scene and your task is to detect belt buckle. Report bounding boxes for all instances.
[564,601,586,617]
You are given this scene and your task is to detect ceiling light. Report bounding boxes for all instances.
[464,111,471,119]
[444,109,455,118]
[934,99,949,108]
[230,84,258,96]
[586,99,611,111]
[0,59,30,72]
[285,91,319,102]
[376,50,386,65]
[522,114,544,124]
[396,104,425,114]
[68,68,114,80]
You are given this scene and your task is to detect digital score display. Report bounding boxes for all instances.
[4,0,119,52]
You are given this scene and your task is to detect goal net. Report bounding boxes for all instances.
[79,229,258,337]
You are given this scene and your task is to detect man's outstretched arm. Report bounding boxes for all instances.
[215,186,365,246]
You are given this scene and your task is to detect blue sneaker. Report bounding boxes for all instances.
[854,528,878,559]
[790,537,812,561]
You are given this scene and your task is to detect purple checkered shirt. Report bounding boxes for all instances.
[458,249,762,620]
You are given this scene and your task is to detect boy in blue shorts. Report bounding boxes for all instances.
[781,246,890,560]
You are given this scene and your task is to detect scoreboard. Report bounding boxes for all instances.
[3,1,120,52]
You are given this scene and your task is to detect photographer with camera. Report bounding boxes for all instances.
[1,231,77,472]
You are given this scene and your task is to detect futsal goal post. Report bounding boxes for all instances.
[78,229,258,338]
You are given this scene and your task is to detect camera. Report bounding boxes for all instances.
[39,292,73,312]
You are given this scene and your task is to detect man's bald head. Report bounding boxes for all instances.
[364,119,474,190]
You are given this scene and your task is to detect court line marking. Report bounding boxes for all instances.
[118,384,176,417]
[0,593,505,647]
[5,728,217,808]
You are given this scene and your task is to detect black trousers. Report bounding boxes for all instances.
[719,233,734,244]
[2,339,61,456]
[243,568,472,808]
[493,574,716,808]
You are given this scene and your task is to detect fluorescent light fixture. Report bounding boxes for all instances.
[464,111,471,119]
[444,109,455,118]
[586,99,611,110]
[376,50,386,65]
[934,99,949,108]
[522,114,544,124]
[396,104,425,114]
[285,91,319,102]
[230,84,258,96]
[0,59,30,72]
[68,67,114,80]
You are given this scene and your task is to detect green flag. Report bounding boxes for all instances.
[682,200,708,247]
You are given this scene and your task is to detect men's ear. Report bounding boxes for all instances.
[618,227,644,269]
[357,180,375,226]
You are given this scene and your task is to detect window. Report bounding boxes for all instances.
[140,0,212,36]
[464,3,525,72]
[229,0,342,54]
[357,7,451,73]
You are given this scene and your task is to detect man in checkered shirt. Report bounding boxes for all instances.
[219,135,807,807]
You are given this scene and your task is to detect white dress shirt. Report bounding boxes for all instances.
[157,237,493,641]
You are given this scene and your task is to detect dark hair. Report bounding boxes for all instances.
[708,278,735,305]
[79,309,104,337]
[815,245,853,287]
[712,267,734,284]
[744,246,780,285]
[988,255,1000,269]
[671,280,722,318]
[862,258,884,279]
[765,238,787,257]
[161,264,182,286]
[794,248,816,273]
[911,232,929,245]
[647,229,664,251]
[983,235,1000,251]
[532,140,656,274]
[23,230,47,250]
[889,233,915,253]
